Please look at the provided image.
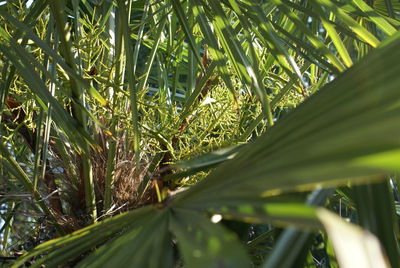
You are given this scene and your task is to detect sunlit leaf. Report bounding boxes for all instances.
[317,208,390,268]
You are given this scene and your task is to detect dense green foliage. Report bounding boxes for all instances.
[0,0,399,267]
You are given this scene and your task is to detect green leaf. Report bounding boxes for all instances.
[76,210,172,268]
[271,0,346,72]
[207,0,273,124]
[12,206,156,267]
[352,180,400,268]
[171,0,204,70]
[242,0,308,85]
[191,0,238,101]
[313,0,381,47]
[117,0,143,167]
[317,208,391,268]
[262,189,333,268]
[309,3,353,68]
[0,9,108,107]
[0,45,97,153]
[203,202,320,229]
[352,0,397,36]
[174,34,400,208]
[170,208,251,268]
[175,145,242,170]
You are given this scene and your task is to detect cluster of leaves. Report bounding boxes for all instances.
[0,0,399,267]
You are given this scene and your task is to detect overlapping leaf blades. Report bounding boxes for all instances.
[1,0,400,267]
[12,22,400,268]
[175,36,400,209]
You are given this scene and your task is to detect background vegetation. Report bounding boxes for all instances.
[0,0,399,267]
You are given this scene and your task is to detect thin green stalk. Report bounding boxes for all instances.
[104,121,117,212]
[33,19,54,193]
[32,110,43,192]
[49,0,96,221]
[132,0,151,76]
[117,0,142,168]
[2,202,15,251]
[103,3,127,213]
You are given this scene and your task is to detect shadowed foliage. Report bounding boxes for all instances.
[0,0,399,267]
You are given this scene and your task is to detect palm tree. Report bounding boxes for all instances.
[0,0,399,267]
